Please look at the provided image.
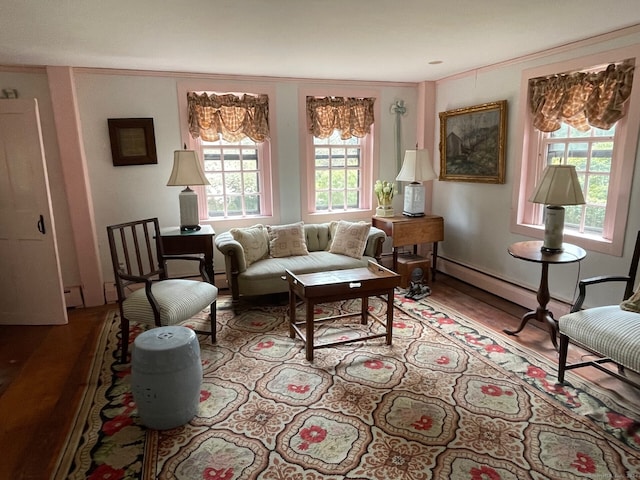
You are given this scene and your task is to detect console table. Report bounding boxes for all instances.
[505,241,586,349]
[371,215,444,280]
[160,225,215,284]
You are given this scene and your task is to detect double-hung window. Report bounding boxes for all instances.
[312,131,365,211]
[538,124,615,235]
[512,48,640,255]
[304,95,376,218]
[187,91,273,220]
[200,136,266,217]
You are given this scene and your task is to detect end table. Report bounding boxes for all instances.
[160,225,215,284]
[371,214,444,281]
[505,241,586,349]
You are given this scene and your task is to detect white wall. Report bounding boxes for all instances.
[433,31,640,309]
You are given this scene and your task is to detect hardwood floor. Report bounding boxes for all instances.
[0,274,637,479]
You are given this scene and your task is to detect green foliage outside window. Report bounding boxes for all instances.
[543,124,614,234]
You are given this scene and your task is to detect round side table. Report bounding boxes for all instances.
[505,241,586,349]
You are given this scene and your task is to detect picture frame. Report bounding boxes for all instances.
[438,100,507,183]
[108,118,157,166]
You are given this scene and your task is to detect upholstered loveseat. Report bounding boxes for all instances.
[215,221,386,303]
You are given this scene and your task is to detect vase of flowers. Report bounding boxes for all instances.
[374,180,395,217]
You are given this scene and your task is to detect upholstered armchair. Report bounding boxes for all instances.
[107,218,218,363]
[557,230,640,388]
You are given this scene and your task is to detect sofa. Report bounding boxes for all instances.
[215,221,386,303]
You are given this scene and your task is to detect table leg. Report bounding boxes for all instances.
[361,296,368,325]
[204,254,214,285]
[288,288,296,339]
[432,242,438,281]
[305,300,315,361]
[392,247,399,271]
[386,289,393,345]
[503,262,558,349]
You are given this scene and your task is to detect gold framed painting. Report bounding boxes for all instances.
[438,100,507,183]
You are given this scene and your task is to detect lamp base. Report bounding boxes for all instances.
[179,187,201,231]
[541,205,565,252]
[403,182,425,217]
[541,245,564,253]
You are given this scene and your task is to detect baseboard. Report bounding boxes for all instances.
[437,256,573,317]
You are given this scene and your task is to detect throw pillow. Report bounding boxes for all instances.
[230,224,269,267]
[620,288,640,313]
[267,221,309,258]
[329,220,371,259]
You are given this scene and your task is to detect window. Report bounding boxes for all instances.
[539,124,615,236]
[512,47,640,256]
[183,88,274,220]
[302,94,378,218]
[312,131,364,211]
[199,136,268,217]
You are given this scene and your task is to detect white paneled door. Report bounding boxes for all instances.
[0,99,67,324]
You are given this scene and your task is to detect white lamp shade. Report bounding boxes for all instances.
[396,149,437,183]
[529,165,585,206]
[167,150,210,186]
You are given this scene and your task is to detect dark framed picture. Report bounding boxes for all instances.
[438,100,507,184]
[108,118,157,166]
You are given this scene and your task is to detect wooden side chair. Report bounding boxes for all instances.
[107,218,218,363]
[557,230,640,388]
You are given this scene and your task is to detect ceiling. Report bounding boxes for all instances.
[2,0,640,83]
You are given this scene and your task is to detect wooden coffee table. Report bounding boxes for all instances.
[286,261,400,361]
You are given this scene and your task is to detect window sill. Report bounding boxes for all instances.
[512,223,619,256]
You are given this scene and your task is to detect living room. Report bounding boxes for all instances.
[2,8,640,320]
[2,2,640,478]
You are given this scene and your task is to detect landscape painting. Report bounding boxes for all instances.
[439,100,507,183]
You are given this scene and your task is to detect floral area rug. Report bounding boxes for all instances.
[53,294,640,479]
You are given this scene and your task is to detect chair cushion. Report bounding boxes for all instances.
[559,306,640,373]
[123,280,218,326]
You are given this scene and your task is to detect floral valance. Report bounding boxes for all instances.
[188,92,270,142]
[528,61,635,132]
[306,96,375,139]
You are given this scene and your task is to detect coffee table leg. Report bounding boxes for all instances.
[386,289,393,345]
[361,296,368,325]
[288,288,296,339]
[306,300,315,361]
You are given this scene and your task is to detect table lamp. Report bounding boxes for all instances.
[529,165,585,252]
[396,149,437,217]
[167,149,210,231]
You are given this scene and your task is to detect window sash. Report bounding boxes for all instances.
[313,133,364,212]
[198,137,271,219]
[537,125,615,236]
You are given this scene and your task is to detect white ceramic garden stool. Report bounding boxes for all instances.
[131,326,202,430]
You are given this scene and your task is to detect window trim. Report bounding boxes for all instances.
[177,80,279,226]
[510,45,640,256]
[298,88,381,224]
